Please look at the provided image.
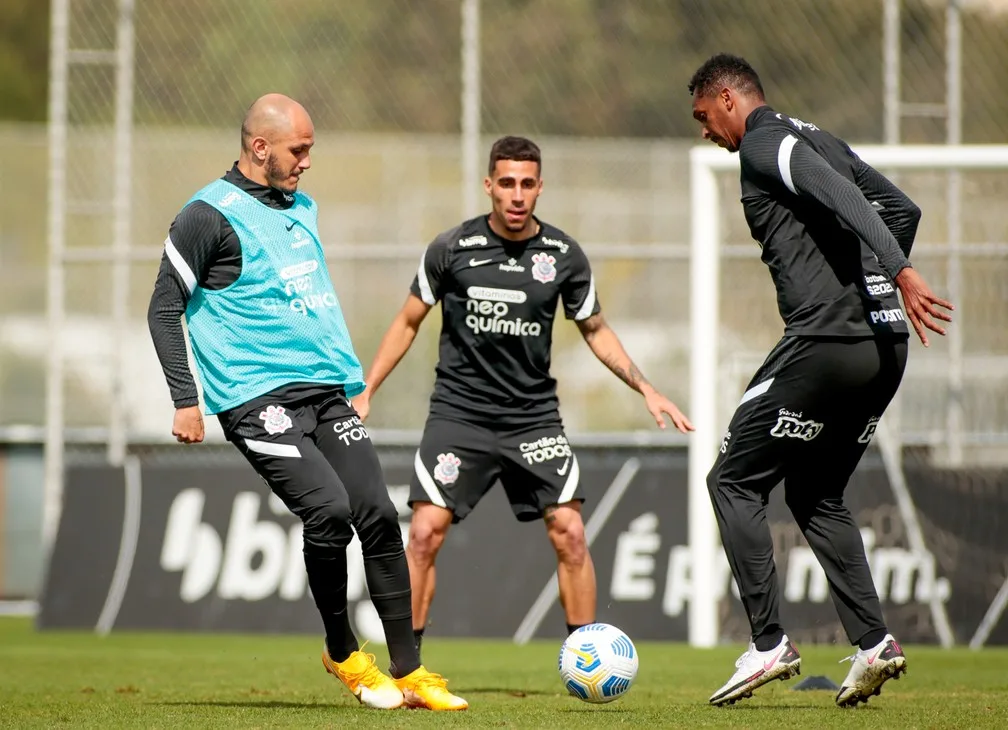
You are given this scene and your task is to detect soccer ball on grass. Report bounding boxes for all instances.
[557,622,639,703]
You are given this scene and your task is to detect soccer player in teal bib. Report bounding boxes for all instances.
[147,94,466,711]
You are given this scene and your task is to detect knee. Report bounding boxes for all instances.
[317,496,353,527]
[547,507,589,568]
[301,498,353,552]
[406,511,449,564]
[786,490,847,528]
[356,498,401,557]
[706,463,723,497]
[707,462,747,508]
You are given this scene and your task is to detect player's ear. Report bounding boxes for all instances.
[720,87,734,112]
[483,176,493,196]
[252,136,269,163]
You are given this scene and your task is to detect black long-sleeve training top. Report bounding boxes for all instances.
[737,105,920,338]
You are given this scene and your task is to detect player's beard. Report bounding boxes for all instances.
[266,152,298,193]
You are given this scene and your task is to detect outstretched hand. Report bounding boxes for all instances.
[894,268,954,347]
[643,389,695,433]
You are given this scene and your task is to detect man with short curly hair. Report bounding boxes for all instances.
[687,53,953,708]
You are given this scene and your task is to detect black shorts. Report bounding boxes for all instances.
[410,415,583,523]
[710,335,909,496]
[217,386,397,554]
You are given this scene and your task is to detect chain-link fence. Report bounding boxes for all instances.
[0,0,1004,635]
[1,0,1006,441]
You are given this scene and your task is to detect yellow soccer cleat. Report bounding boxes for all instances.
[394,666,469,711]
[322,644,405,709]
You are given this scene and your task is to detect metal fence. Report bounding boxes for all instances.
[0,0,1005,620]
[1,0,1007,444]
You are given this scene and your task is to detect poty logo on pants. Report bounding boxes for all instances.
[770,414,823,441]
[858,417,881,444]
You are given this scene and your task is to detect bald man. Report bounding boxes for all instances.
[147,94,467,711]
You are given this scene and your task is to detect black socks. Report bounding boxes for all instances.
[859,628,888,651]
[753,628,785,652]
[304,553,358,662]
[364,549,421,678]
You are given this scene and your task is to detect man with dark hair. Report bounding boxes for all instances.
[354,135,693,656]
[487,135,543,173]
[147,93,467,711]
[686,54,954,707]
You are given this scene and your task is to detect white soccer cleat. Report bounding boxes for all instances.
[709,634,801,706]
[835,633,907,707]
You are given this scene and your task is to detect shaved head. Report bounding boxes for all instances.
[241,93,311,151]
[237,93,314,193]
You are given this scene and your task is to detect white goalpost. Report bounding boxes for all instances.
[687,143,1008,648]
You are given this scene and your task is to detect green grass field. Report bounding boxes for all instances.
[1,617,1006,729]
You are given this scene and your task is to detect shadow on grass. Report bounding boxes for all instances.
[458,687,555,697]
[703,703,833,711]
[556,701,834,713]
[153,700,349,710]
[557,706,633,713]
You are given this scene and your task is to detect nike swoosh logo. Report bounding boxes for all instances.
[556,456,570,476]
[469,258,492,267]
[285,222,296,231]
[764,646,786,671]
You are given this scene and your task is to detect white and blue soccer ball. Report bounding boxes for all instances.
[558,623,639,703]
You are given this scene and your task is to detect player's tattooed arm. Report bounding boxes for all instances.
[576,313,695,433]
[576,313,653,394]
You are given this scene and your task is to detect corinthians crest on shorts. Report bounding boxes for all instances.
[433,452,462,484]
[259,405,293,435]
[531,252,557,284]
